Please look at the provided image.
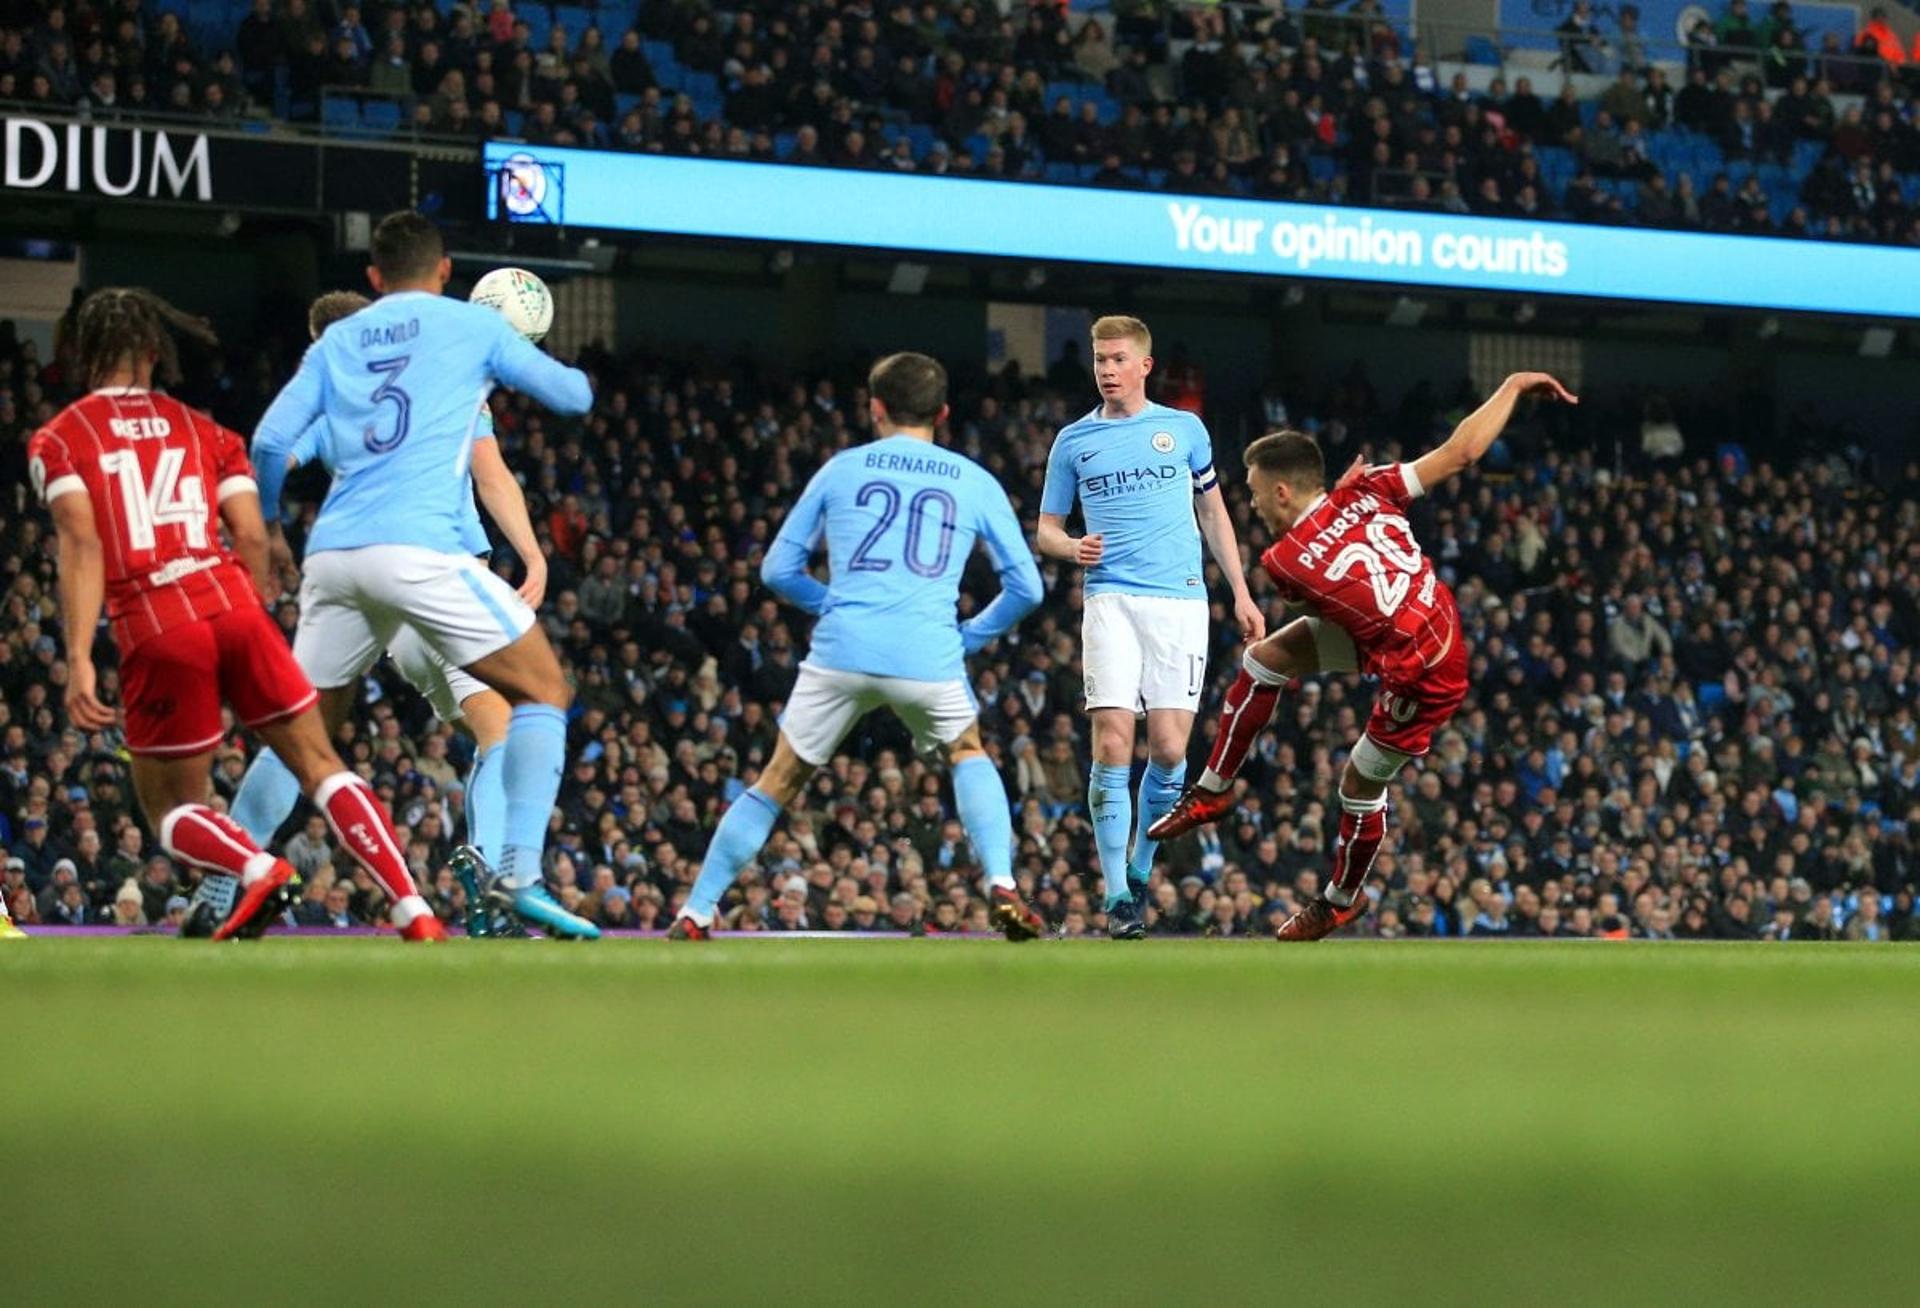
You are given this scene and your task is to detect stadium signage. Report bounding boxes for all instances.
[3,116,210,201]
[485,145,1920,320]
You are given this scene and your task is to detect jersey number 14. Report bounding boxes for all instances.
[100,449,208,550]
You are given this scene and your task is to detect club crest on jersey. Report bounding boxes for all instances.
[1151,431,1175,454]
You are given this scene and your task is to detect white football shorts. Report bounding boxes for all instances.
[294,545,534,692]
[1081,592,1209,714]
[780,661,978,766]
[386,624,488,724]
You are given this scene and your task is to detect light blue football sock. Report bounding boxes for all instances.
[230,747,303,848]
[498,704,568,890]
[683,788,782,926]
[952,755,1016,892]
[1090,762,1134,907]
[1129,760,1187,888]
[466,743,507,870]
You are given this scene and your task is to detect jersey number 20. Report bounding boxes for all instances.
[849,482,957,578]
[1326,514,1422,615]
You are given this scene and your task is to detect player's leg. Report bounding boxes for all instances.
[1149,616,1329,840]
[120,615,298,940]
[1128,707,1192,901]
[1082,595,1145,930]
[1276,651,1467,942]
[229,685,356,847]
[389,623,508,865]
[896,678,1042,941]
[224,599,445,940]
[1273,751,1395,943]
[368,548,592,939]
[671,665,859,937]
[131,751,298,941]
[252,708,444,941]
[1127,597,1210,900]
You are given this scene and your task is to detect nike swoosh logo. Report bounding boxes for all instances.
[1078,451,1098,463]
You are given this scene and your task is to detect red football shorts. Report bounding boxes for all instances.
[1363,629,1471,760]
[120,604,318,757]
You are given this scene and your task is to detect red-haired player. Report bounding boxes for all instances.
[1149,373,1577,940]
[30,288,446,941]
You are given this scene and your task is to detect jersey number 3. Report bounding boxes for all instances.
[100,449,208,551]
[363,355,412,453]
[1325,514,1422,616]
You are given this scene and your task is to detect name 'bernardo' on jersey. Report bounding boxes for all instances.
[863,449,961,479]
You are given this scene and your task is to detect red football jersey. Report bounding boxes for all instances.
[1260,463,1460,686]
[29,387,261,654]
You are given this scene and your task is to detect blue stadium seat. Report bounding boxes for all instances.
[774,131,797,159]
[1308,155,1338,183]
[554,5,595,42]
[360,98,403,135]
[322,96,360,133]
[504,109,526,136]
[520,7,552,50]
[906,124,937,158]
[1465,34,1501,66]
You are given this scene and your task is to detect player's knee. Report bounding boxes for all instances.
[1346,736,1409,790]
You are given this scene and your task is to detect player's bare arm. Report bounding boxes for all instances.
[1035,511,1103,566]
[1411,372,1577,490]
[219,488,274,601]
[470,437,548,607]
[48,493,113,731]
[1193,484,1264,643]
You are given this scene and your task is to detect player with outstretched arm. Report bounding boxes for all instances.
[667,352,1048,940]
[1148,372,1577,939]
[229,290,538,914]
[250,211,598,939]
[1035,315,1263,939]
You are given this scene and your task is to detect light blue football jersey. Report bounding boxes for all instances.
[1039,401,1218,600]
[762,434,1042,683]
[286,402,494,557]
[252,290,590,555]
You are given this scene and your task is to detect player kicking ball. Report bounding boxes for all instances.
[31,288,447,941]
[251,212,599,940]
[667,353,1047,940]
[1149,372,1576,940]
[229,290,539,935]
[1037,316,1262,939]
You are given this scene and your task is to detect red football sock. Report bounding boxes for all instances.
[313,772,423,917]
[160,804,278,885]
[1199,668,1284,788]
[1327,796,1389,905]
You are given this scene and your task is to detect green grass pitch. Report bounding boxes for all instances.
[6,939,1917,1305]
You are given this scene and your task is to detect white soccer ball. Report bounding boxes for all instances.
[470,267,553,343]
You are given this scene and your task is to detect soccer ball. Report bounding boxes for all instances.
[470,267,553,343]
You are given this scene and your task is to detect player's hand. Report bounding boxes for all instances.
[1507,372,1579,405]
[1075,534,1105,567]
[518,553,549,609]
[65,661,115,732]
[1334,456,1366,490]
[267,530,298,597]
[1234,593,1266,644]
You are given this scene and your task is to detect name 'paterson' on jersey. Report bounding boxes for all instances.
[863,449,962,479]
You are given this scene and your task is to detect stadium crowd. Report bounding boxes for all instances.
[1,306,1918,942]
[4,0,1920,244]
